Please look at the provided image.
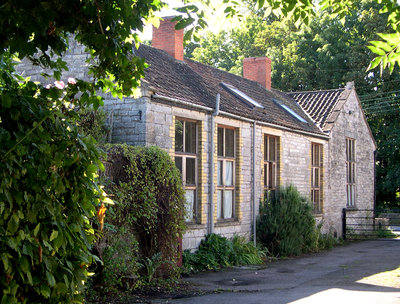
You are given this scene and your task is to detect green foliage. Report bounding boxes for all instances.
[190,1,400,207]
[0,0,165,97]
[257,185,319,256]
[100,226,141,290]
[140,252,173,284]
[102,144,186,278]
[182,234,266,273]
[0,55,105,303]
[77,107,109,144]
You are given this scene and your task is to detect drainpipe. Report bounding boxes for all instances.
[209,94,220,234]
[253,120,257,246]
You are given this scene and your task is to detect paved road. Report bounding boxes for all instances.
[155,239,400,303]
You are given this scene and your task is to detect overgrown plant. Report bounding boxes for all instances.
[182,234,266,273]
[101,144,186,281]
[257,185,319,256]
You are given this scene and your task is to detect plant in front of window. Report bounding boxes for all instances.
[257,185,319,256]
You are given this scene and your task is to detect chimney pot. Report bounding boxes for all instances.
[152,16,184,61]
[243,57,272,90]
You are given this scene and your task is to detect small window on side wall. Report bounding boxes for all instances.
[346,138,356,207]
[311,143,323,213]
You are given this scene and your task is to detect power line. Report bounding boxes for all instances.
[362,100,400,109]
[359,89,400,100]
[364,108,400,115]
[361,97,399,105]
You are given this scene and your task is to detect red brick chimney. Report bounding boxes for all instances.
[152,16,184,61]
[243,57,272,90]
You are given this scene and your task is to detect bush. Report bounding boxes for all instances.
[257,185,319,256]
[182,234,266,273]
[97,144,186,286]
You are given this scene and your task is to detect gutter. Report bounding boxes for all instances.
[252,121,257,246]
[209,94,220,234]
[152,94,329,140]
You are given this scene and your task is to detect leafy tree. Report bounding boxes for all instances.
[0,0,165,302]
[220,0,400,71]
[190,1,400,207]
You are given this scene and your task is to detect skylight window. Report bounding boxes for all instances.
[221,82,264,109]
[273,98,308,123]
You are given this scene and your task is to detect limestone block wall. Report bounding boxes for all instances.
[325,89,376,236]
[143,100,260,250]
[15,39,91,84]
[257,125,329,225]
[103,93,148,146]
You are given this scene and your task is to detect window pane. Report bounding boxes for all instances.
[314,168,320,187]
[225,129,234,157]
[264,163,268,187]
[185,121,196,153]
[175,157,182,176]
[269,137,276,161]
[185,190,195,221]
[270,162,275,188]
[264,136,268,161]
[186,157,196,185]
[175,120,183,152]
[217,160,223,186]
[224,190,233,219]
[217,190,222,219]
[218,127,224,156]
[225,161,233,186]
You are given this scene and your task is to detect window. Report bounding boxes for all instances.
[175,119,197,222]
[346,138,356,207]
[273,98,308,123]
[220,82,264,109]
[217,126,235,219]
[311,143,323,213]
[264,135,279,197]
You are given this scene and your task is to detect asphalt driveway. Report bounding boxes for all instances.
[155,239,400,303]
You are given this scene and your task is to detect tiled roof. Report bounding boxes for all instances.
[136,44,324,136]
[288,89,346,130]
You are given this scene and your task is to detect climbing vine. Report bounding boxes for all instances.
[100,144,186,280]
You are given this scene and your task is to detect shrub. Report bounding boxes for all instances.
[182,234,265,273]
[98,144,186,284]
[257,185,319,256]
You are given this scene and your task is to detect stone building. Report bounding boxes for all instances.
[17,17,376,250]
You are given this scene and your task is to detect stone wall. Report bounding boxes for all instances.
[324,88,376,236]
[15,39,91,84]
[14,38,376,247]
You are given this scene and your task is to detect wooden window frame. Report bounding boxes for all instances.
[311,142,323,214]
[346,138,356,207]
[217,126,236,220]
[264,134,279,198]
[175,118,198,222]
